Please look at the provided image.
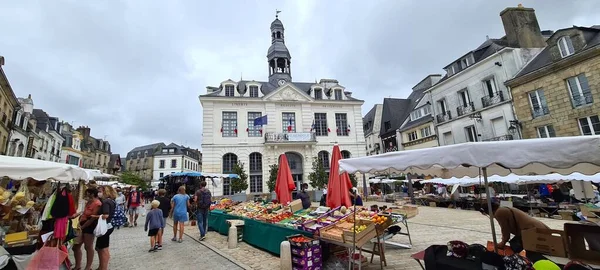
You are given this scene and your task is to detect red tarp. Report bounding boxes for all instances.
[326,145,353,208]
[275,154,296,204]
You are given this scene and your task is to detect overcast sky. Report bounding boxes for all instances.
[1,0,598,155]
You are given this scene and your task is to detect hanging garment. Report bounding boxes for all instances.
[50,189,70,218]
[53,217,68,241]
[67,192,76,217]
[41,192,57,221]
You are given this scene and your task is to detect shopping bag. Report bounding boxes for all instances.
[140,207,147,217]
[94,218,108,237]
[26,245,68,270]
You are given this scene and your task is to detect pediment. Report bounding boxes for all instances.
[263,83,313,102]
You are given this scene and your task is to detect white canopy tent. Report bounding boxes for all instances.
[339,136,600,250]
[421,173,600,186]
[0,156,87,183]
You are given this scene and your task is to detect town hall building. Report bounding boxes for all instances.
[199,15,366,197]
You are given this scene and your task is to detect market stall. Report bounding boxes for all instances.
[0,156,87,269]
[338,136,600,268]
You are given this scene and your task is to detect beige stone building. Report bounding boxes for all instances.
[125,143,165,182]
[506,26,600,138]
[76,126,113,173]
[0,57,20,155]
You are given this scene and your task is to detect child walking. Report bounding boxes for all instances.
[144,200,165,252]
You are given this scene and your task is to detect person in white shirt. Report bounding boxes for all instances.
[487,184,496,198]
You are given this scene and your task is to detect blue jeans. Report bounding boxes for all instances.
[196,209,208,237]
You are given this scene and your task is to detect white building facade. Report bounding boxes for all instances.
[199,15,366,197]
[152,143,201,180]
[429,6,547,146]
[7,95,35,157]
[59,122,83,166]
[362,104,383,156]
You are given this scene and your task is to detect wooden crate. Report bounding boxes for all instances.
[391,204,419,219]
[342,219,377,247]
[373,213,393,236]
[319,222,344,243]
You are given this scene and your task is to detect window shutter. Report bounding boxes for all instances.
[567,77,580,99]
[578,74,591,95]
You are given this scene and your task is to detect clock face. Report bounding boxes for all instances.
[278,79,286,86]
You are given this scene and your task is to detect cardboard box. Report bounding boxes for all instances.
[290,199,303,213]
[522,227,567,257]
[564,223,600,265]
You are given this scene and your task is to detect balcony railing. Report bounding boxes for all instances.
[532,106,550,118]
[482,91,505,108]
[483,134,513,141]
[384,146,398,153]
[436,111,452,123]
[264,132,317,143]
[571,92,594,108]
[456,102,475,117]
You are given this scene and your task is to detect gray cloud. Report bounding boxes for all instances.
[1,0,598,155]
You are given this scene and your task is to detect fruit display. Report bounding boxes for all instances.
[352,224,368,233]
[289,236,311,243]
[372,215,388,225]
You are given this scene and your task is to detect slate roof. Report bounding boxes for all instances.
[379,98,410,138]
[32,109,61,137]
[108,154,122,169]
[126,142,166,159]
[512,26,600,79]
[436,38,508,85]
[362,105,380,135]
[399,115,433,132]
[200,80,362,101]
[154,143,201,160]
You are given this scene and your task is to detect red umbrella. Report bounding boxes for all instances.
[326,145,353,208]
[275,154,296,204]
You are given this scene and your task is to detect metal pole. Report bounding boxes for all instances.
[483,168,498,253]
[362,174,368,199]
[407,174,415,204]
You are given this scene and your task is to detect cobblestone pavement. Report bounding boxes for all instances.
[68,216,244,270]
[176,202,572,270]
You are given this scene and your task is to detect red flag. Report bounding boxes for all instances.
[287,125,292,132]
[234,128,238,134]
[246,128,249,132]
[220,127,223,132]
[327,128,331,132]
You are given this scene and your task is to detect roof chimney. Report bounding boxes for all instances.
[500,5,546,48]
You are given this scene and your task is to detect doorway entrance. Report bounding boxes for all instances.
[285,152,303,191]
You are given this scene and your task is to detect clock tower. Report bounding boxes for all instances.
[267,12,292,86]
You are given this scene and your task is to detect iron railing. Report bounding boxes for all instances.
[436,111,452,123]
[457,102,476,117]
[482,91,505,108]
[483,134,513,141]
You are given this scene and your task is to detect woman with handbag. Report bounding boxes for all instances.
[92,186,117,270]
[72,187,102,270]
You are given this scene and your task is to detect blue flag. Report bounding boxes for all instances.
[254,115,268,126]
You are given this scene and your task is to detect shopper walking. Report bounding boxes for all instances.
[194,181,212,241]
[94,186,117,270]
[170,186,190,243]
[156,189,171,249]
[72,187,102,270]
[126,187,144,227]
[145,200,165,252]
[113,188,126,229]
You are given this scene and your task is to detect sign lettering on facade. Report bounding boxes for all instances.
[286,133,313,142]
[277,103,297,107]
[25,136,34,158]
[231,103,248,106]
[322,105,343,108]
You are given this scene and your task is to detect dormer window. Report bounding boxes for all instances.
[249,86,259,97]
[314,88,323,100]
[410,105,432,121]
[334,89,343,100]
[558,36,575,58]
[225,85,235,97]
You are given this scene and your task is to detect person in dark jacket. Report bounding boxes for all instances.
[156,189,171,249]
[298,183,311,209]
[319,189,327,207]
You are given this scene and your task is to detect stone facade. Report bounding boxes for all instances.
[400,121,438,150]
[0,57,19,155]
[510,50,600,138]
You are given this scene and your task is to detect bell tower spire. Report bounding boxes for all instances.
[267,10,292,86]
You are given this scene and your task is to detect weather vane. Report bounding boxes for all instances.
[276,9,281,18]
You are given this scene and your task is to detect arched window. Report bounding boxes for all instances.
[341,150,351,159]
[222,153,238,173]
[318,151,330,170]
[249,153,263,193]
[222,153,238,196]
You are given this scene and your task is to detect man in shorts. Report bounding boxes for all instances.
[127,187,144,226]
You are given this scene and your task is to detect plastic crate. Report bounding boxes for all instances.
[287,234,319,248]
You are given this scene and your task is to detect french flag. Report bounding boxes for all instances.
[310,119,315,131]
[287,118,293,132]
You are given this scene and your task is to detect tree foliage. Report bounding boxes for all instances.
[231,162,249,194]
[120,171,148,189]
[348,173,358,188]
[267,164,278,193]
[308,157,328,190]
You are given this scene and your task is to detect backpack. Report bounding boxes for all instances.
[197,189,212,209]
